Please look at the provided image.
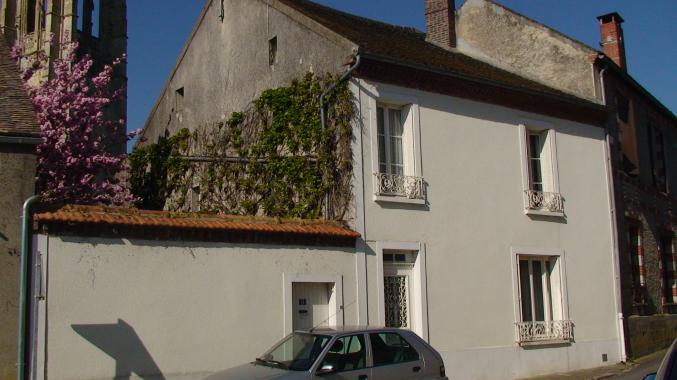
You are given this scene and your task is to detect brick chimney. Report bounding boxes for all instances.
[597,12,627,70]
[425,0,456,48]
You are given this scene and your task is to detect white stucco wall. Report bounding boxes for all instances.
[35,236,358,380]
[354,79,620,379]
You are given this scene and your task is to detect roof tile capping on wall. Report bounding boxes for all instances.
[35,205,360,247]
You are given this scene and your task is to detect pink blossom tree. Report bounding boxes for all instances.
[12,39,136,205]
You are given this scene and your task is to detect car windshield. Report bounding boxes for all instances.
[257,332,331,371]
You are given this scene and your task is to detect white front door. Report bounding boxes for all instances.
[292,283,332,331]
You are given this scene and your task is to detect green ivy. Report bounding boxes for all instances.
[129,73,355,220]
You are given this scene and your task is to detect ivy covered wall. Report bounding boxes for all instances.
[130,73,355,220]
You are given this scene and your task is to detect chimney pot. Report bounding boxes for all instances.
[425,0,456,48]
[597,12,627,70]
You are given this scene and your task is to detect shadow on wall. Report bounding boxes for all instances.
[72,319,165,380]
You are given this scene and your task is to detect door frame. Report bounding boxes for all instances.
[283,273,344,335]
[375,241,429,341]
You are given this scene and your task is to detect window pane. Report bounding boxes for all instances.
[389,109,404,137]
[264,332,331,371]
[320,334,366,372]
[528,134,542,158]
[533,261,545,321]
[377,107,386,172]
[369,333,419,366]
[529,158,543,190]
[519,260,533,322]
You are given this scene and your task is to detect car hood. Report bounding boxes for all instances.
[203,363,307,380]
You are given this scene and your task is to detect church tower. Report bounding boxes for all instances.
[0,0,128,152]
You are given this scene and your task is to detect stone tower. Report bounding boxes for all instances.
[0,0,128,152]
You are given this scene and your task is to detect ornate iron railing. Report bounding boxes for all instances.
[516,320,573,344]
[524,190,564,213]
[374,173,425,200]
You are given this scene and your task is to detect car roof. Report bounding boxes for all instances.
[296,325,410,335]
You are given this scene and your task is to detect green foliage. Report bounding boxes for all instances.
[128,129,191,210]
[129,73,355,219]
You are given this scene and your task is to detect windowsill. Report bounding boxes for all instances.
[374,195,426,205]
[518,339,572,347]
[524,209,564,218]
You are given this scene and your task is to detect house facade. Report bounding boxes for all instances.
[27,1,627,379]
[455,0,677,358]
[0,37,40,380]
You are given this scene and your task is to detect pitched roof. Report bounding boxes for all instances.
[0,37,39,138]
[35,205,360,246]
[277,0,588,102]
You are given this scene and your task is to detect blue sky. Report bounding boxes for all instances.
[126,0,676,148]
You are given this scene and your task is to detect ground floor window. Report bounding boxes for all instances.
[513,250,572,345]
[661,235,676,306]
[627,225,647,306]
[383,250,417,329]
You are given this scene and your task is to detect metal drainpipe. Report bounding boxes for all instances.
[599,61,627,363]
[17,195,40,380]
[319,53,361,220]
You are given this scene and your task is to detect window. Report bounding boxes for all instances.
[520,124,562,214]
[526,130,546,192]
[319,334,366,373]
[369,333,419,366]
[661,235,675,305]
[27,0,37,33]
[371,95,424,202]
[262,332,330,371]
[377,106,404,176]
[175,87,184,113]
[269,36,277,66]
[628,225,646,306]
[513,250,572,345]
[648,125,667,193]
[616,94,630,123]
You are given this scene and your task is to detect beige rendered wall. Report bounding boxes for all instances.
[141,0,354,145]
[0,143,36,380]
[355,79,620,379]
[456,0,599,102]
[36,236,358,380]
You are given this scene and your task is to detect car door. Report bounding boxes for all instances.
[368,332,424,380]
[313,334,371,380]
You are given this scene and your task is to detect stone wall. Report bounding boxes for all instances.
[0,143,36,380]
[627,315,677,358]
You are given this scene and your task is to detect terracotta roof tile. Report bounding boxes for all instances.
[0,37,39,137]
[35,205,360,240]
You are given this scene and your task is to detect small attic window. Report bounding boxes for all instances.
[175,87,185,113]
[269,36,277,66]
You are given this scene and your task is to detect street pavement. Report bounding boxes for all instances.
[610,352,662,380]
[520,349,666,380]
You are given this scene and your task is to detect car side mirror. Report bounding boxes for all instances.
[643,373,657,380]
[317,364,336,376]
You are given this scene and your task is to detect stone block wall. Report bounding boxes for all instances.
[627,314,677,358]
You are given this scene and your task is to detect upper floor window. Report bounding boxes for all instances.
[648,124,668,193]
[616,94,630,123]
[377,106,404,176]
[519,124,563,215]
[370,92,424,204]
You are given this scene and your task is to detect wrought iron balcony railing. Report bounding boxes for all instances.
[516,320,573,345]
[524,190,564,213]
[374,173,425,200]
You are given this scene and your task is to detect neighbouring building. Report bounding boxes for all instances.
[455,0,677,358]
[32,1,626,379]
[0,0,128,153]
[0,37,39,380]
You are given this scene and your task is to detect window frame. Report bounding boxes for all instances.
[368,86,424,205]
[518,120,562,216]
[510,247,569,328]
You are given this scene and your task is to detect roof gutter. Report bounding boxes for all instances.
[319,53,361,220]
[0,136,41,145]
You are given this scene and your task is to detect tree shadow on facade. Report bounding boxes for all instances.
[72,319,165,380]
